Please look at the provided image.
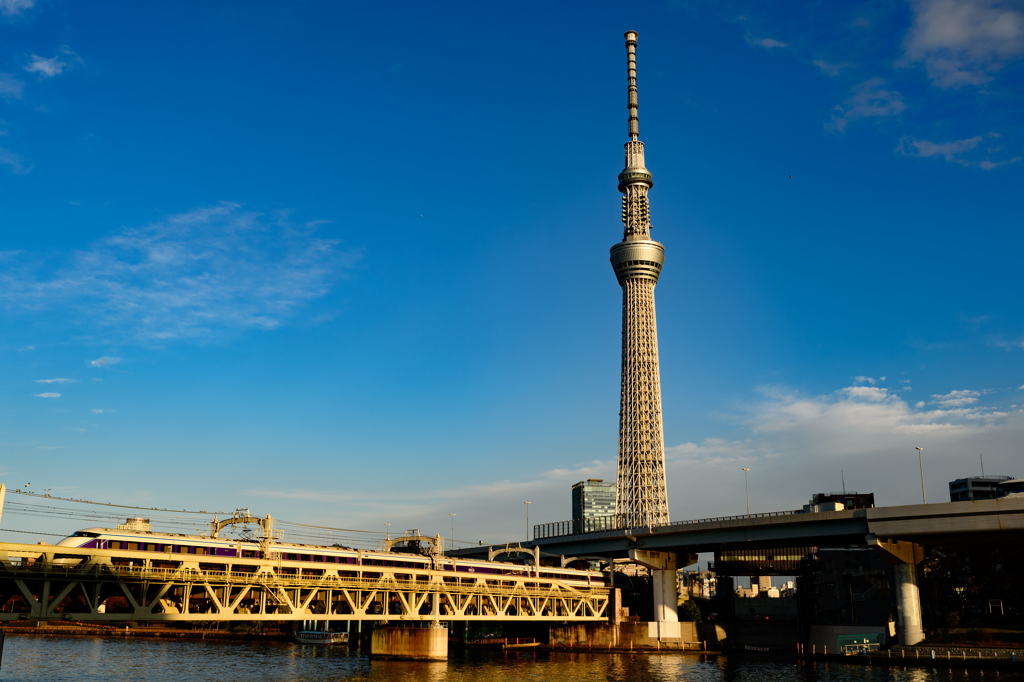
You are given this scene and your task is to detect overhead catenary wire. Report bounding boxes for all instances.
[0,490,436,550]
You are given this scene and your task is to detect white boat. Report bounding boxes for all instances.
[293,630,349,645]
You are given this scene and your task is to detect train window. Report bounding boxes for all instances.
[110,541,122,550]
[127,542,139,551]
[300,555,311,562]
[242,550,256,558]
[73,531,100,538]
[313,555,323,563]
[145,544,156,552]
[195,547,207,555]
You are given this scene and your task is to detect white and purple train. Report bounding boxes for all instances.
[55,526,608,587]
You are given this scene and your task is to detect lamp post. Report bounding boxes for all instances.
[449,514,455,552]
[915,447,926,503]
[742,468,751,517]
[524,502,531,542]
[384,523,390,540]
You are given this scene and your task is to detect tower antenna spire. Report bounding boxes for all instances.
[626,30,639,141]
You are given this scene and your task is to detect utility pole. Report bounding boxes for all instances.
[742,468,751,517]
[915,447,926,503]
[524,502,531,542]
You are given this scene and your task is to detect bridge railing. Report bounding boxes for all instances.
[533,510,803,540]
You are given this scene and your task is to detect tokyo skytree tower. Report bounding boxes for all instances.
[611,31,670,528]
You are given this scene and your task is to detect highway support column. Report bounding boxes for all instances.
[867,535,925,646]
[629,549,693,639]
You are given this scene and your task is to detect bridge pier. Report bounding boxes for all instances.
[629,549,680,633]
[370,624,447,660]
[867,535,924,646]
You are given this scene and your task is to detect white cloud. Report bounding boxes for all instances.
[854,376,877,384]
[89,356,120,368]
[896,133,1022,169]
[746,35,788,49]
[932,389,981,406]
[33,392,60,398]
[0,146,31,174]
[842,386,890,401]
[23,48,80,79]
[0,73,24,99]
[35,377,76,383]
[91,409,103,414]
[0,203,360,341]
[903,0,1024,88]
[814,60,852,76]
[828,78,905,133]
[663,381,1022,517]
[0,0,33,17]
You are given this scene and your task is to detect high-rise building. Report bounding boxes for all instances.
[808,492,875,510]
[611,31,670,528]
[949,475,1014,501]
[572,479,617,522]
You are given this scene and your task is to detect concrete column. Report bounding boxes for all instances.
[867,535,925,646]
[629,549,686,628]
[894,563,924,646]
[651,567,678,622]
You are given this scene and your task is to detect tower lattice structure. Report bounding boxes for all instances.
[611,31,670,528]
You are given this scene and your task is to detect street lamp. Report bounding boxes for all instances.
[915,447,926,504]
[384,523,390,540]
[524,502,531,542]
[742,468,751,517]
[449,513,455,552]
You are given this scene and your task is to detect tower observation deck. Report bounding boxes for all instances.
[610,31,670,528]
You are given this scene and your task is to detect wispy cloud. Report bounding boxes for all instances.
[0,146,31,174]
[24,47,80,79]
[903,0,1024,88]
[932,389,981,406]
[0,73,24,100]
[0,203,361,341]
[853,376,877,385]
[828,78,905,133]
[746,35,788,49]
[0,0,33,17]
[896,133,1022,168]
[35,377,76,383]
[91,408,103,413]
[813,60,852,76]
[33,392,60,398]
[89,356,120,368]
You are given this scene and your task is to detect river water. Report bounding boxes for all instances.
[0,636,1019,681]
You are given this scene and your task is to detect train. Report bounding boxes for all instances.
[55,523,609,588]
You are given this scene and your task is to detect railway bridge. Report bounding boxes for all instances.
[0,537,609,625]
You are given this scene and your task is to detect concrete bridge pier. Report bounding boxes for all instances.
[370,624,448,660]
[868,535,925,646]
[629,549,685,635]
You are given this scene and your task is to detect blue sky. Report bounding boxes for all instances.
[1,0,1023,546]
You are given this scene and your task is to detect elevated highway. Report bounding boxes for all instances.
[454,497,1024,560]
[451,497,1024,647]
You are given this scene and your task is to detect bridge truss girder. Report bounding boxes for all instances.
[0,542,609,623]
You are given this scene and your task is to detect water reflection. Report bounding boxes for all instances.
[0,636,1020,682]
